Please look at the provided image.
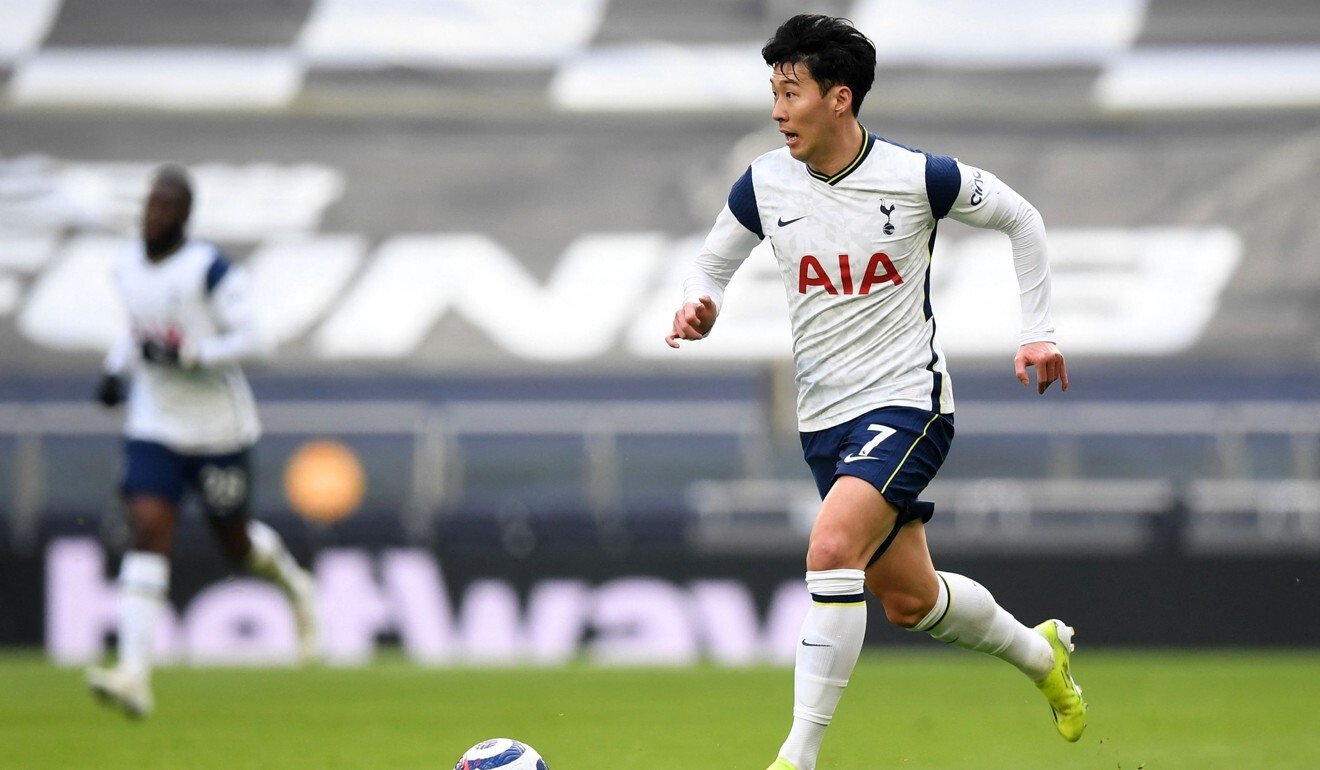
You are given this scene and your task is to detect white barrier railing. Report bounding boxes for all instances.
[0,399,769,551]
[4,400,1320,553]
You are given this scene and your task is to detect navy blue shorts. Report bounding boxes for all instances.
[800,406,954,526]
[120,439,253,520]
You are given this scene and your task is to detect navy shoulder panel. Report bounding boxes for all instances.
[873,134,922,154]
[204,252,232,296]
[727,167,764,240]
[924,154,960,220]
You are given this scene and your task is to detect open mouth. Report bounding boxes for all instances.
[782,131,799,145]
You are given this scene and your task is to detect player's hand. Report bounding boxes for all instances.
[141,339,181,366]
[141,339,200,368]
[95,374,125,407]
[665,296,718,348]
[1015,341,1068,395]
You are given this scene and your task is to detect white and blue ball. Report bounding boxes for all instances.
[454,738,548,770]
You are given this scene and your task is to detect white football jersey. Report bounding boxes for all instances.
[105,239,263,454]
[686,130,1055,431]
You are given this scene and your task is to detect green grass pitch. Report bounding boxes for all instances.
[4,649,1318,769]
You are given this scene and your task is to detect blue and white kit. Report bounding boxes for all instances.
[687,130,1057,428]
[685,129,1057,511]
[104,239,265,511]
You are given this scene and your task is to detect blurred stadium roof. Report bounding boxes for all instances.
[2,0,1319,373]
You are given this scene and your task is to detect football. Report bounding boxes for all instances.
[454,738,548,770]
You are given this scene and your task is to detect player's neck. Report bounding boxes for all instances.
[145,236,185,263]
[806,121,865,179]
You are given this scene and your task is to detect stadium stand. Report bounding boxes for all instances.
[2,0,1320,561]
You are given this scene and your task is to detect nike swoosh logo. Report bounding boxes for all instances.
[777,215,808,227]
[842,454,880,463]
[801,639,830,648]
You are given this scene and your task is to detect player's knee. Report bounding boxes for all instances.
[880,590,934,629]
[214,532,251,564]
[127,520,170,554]
[805,536,863,572]
[130,531,170,555]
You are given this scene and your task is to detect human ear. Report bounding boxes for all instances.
[834,85,853,116]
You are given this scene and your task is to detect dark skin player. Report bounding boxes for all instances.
[96,166,255,564]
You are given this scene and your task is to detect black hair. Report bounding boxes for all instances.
[762,14,876,116]
[152,163,193,212]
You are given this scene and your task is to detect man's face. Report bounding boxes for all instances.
[142,183,190,256]
[770,62,843,165]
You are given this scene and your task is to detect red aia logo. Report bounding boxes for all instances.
[798,253,902,295]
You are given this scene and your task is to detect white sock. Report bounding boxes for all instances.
[117,551,169,681]
[913,571,1053,681]
[245,520,308,596]
[777,569,867,770]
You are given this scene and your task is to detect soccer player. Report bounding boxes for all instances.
[86,165,318,718]
[665,15,1085,769]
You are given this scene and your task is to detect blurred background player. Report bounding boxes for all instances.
[86,164,318,718]
[666,15,1084,770]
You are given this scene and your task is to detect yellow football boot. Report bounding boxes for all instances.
[1033,619,1087,742]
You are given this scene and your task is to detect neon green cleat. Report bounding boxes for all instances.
[1033,619,1087,742]
[766,760,798,770]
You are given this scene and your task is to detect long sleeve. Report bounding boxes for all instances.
[104,326,135,375]
[683,204,763,310]
[197,265,267,366]
[682,167,764,313]
[944,162,1055,346]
